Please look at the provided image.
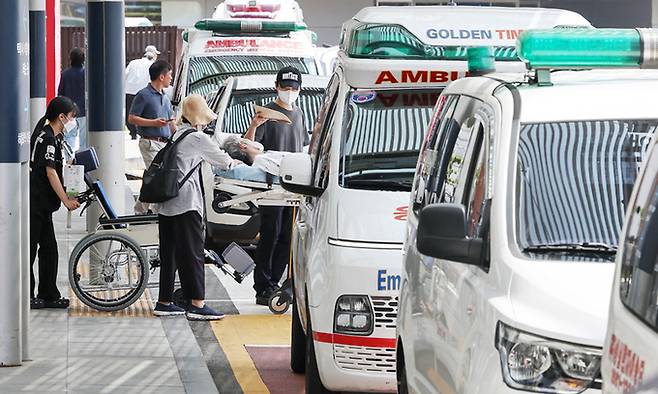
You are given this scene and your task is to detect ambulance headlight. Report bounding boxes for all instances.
[496,322,601,393]
[334,295,373,335]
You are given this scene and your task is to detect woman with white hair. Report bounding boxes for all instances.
[154,94,236,320]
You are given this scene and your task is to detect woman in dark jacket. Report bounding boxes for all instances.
[30,96,81,309]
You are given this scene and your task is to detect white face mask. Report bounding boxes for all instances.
[278,89,299,105]
[63,117,77,133]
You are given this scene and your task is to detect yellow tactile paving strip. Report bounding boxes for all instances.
[68,288,154,318]
[211,315,292,394]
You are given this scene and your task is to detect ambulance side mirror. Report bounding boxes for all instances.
[416,203,483,267]
[280,153,324,197]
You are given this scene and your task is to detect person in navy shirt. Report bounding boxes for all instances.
[58,48,86,154]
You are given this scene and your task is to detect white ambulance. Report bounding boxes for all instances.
[398,28,658,394]
[276,6,590,393]
[601,109,658,390]
[172,0,333,105]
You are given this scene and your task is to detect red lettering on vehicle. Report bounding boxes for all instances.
[607,333,646,391]
[375,71,398,85]
[401,70,428,83]
[394,206,408,221]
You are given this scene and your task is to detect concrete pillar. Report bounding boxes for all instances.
[26,0,47,362]
[653,0,658,27]
[86,0,126,233]
[0,0,30,367]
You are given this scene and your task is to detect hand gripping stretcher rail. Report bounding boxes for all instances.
[68,148,300,313]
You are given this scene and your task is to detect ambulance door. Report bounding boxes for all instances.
[293,72,340,312]
[437,105,494,391]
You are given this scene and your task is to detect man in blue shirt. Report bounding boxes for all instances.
[128,60,174,214]
[57,48,86,154]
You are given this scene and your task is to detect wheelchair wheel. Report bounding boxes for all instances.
[212,192,233,214]
[69,232,149,312]
[268,291,291,315]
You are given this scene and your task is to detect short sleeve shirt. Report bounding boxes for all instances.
[129,84,173,138]
[252,101,309,152]
[30,125,64,213]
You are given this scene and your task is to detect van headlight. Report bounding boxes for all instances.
[334,295,374,335]
[496,322,600,393]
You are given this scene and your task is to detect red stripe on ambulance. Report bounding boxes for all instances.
[313,331,397,348]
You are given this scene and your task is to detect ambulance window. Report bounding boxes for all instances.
[434,97,482,204]
[311,75,340,189]
[620,178,658,332]
[463,124,487,239]
[172,58,186,106]
[411,95,458,214]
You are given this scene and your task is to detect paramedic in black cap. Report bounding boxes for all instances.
[244,66,308,305]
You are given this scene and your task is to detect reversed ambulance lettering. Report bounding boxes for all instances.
[377,270,401,291]
[375,70,467,85]
[608,334,645,392]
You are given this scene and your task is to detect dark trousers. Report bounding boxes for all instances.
[158,211,205,301]
[126,94,137,139]
[30,208,61,301]
[254,206,293,293]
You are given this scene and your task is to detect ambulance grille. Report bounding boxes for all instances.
[371,296,398,329]
[333,344,396,374]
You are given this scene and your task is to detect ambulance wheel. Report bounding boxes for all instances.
[268,291,290,315]
[69,233,148,312]
[290,297,306,373]
[305,309,334,393]
[212,192,233,214]
[173,288,190,311]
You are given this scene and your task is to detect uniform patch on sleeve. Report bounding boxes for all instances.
[45,145,55,161]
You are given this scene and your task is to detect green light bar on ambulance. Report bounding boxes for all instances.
[194,19,307,34]
[344,23,518,61]
[517,28,658,69]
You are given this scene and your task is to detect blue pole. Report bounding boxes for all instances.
[86,0,126,232]
[0,0,30,366]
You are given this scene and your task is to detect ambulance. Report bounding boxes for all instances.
[276,6,591,393]
[601,108,658,390]
[172,0,333,106]
[398,28,658,394]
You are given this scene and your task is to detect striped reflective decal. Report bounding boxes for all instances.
[188,55,318,97]
[344,101,433,155]
[517,120,657,249]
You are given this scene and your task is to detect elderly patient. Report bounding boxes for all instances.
[214,136,287,182]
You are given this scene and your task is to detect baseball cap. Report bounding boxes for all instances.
[276,66,302,90]
[144,45,161,55]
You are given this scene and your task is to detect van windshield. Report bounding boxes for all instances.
[339,89,443,192]
[187,55,319,97]
[221,88,325,135]
[516,120,658,259]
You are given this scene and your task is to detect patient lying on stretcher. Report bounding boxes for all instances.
[213,136,287,183]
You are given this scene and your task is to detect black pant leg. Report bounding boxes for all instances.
[29,209,45,299]
[253,206,283,293]
[37,213,61,301]
[158,214,177,303]
[126,94,137,138]
[174,212,205,301]
[270,207,293,288]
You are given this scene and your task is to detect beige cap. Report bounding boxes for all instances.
[144,45,160,55]
[181,94,217,126]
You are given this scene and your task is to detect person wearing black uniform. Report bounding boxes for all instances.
[30,96,82,309]
[244,66,309,305]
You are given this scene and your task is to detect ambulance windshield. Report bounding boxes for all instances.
[187,55,319,97]
[339,89,442,192]
[516,119,658,259]
[221,88,325,135]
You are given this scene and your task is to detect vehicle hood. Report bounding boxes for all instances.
[508,260,616,347]
[336,188,410,243]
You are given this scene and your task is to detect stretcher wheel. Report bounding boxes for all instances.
[268,291,291,314]
[68,232,148,312]
[173,288,190,311]
[212,192,233,214]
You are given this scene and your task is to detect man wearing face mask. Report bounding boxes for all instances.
[244,66,308,306]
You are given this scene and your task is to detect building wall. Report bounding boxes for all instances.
[299,0,374,45]
[541,0,652,27]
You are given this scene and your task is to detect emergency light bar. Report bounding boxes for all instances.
[344,23,518,61]
[517,28,658,69]
[195,19,307,34]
